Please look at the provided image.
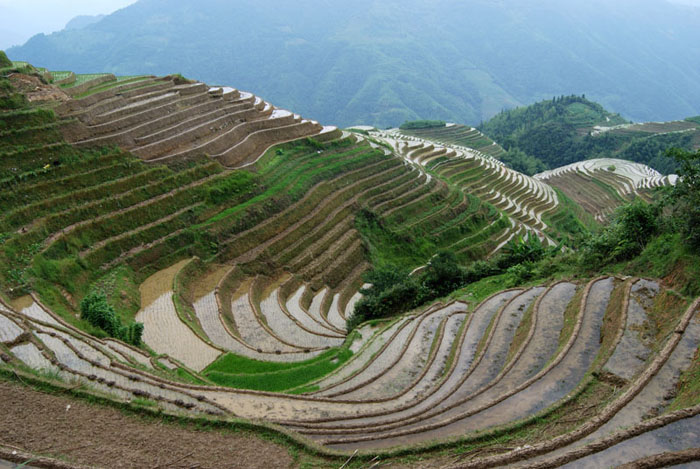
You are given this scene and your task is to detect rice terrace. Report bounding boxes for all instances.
[2,5,700,466]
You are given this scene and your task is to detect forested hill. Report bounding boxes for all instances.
[479,96,700,175]
[7,0,700,128]
[480,95,628,143]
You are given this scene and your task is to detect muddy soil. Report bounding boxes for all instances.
[0,380,296,469]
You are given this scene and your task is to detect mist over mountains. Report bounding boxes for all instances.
[8,0,700,128]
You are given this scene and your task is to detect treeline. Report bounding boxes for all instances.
[399,120,446,130]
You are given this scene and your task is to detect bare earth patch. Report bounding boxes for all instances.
[8,74,70,103]
[0,380,296,469]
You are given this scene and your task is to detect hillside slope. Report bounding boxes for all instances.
[2,61,698,469]
[7,0,700,128]
[480,95,700,174]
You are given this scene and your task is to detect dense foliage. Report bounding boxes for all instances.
[399,120,446,130]
[581,200,659,268]
[80,291,144,346]
[578,149,700,287]
[348,237,558,330]
[666,148,700,249]
[499,147,547,176]
[0,50,12,68]
[480,96,696,174]
[481,95,626,141]
[9,0,700,127]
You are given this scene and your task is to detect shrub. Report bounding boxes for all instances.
[206,171,259,205]
[0,50,12,68]
[666,148,700,249]
[507,262,534,285]
[421,251,466,297]
[80,291,143,346]
[581,199,659,268]
[496,235,552,269]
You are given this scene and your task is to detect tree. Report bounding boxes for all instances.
[80,291,144,346]
[421,251,465,297]
[667,148,700,248]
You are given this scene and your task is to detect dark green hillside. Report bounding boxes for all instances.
[480,95,700,174]
[480,95,627,141]
[8,0,700,127]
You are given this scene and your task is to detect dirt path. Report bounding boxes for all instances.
[0,380,296,469]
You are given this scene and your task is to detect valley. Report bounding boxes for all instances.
[1,59,699,468]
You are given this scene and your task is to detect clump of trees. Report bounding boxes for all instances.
[666,148,700,249]
[348,236,558,331]
[400,120,446,130]
[80,291,144,346]
[581,199,659,268]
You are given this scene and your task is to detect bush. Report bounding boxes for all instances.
[206,171,259,205]
[581,199,658,269]
[666,148,700,249]
[496,235,552,269]
[421,251,466,297]
[0,50,12,68]
[80,291,143,346]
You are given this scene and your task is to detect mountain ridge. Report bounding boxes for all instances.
[8,0,700,128]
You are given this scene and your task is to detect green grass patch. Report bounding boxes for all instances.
[668,347,700,411]
[175,367,209,385]
[203,339,358,392]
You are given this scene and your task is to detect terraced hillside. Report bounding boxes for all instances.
[535,159,678,222]
[399,123,506,159]
[2,62,699,468]
[0,65,588,366]
[3,275,699,466]
[372,125,678,226]
[592,118,700,143]
[365,128,597,247]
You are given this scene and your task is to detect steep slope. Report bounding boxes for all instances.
[7,0,700,127]
[2,61,700,468]
[535,159,678,223]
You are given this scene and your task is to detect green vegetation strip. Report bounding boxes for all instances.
[203,332,359,392]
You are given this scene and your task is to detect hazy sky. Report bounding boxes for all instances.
[2,0,700,51]
[0,0,137,50]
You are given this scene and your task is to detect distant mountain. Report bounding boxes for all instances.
[8,0,700,128]
[480,96,700,174]
[64,15,106,31]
